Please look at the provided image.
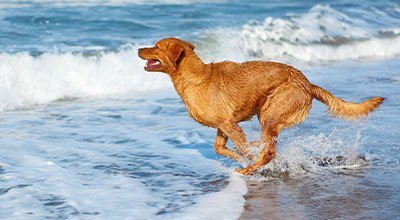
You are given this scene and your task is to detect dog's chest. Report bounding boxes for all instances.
[180,89,219,127]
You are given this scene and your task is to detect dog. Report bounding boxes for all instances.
[138,38,383,175]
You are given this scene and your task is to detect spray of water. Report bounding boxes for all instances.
[240,126,368,181]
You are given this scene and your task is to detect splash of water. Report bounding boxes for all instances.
[244,126,368,180]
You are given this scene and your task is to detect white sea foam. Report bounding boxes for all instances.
[0,96,248,219]
[205,5,400,63]
[0,47,171,112]
[246,5,372,44]
[172,172,247,220]
[0,143,247,219]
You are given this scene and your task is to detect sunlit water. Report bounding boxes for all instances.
[0,0,399,219]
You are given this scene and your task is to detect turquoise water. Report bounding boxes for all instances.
[0,1,399,219]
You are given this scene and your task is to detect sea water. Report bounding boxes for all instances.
[0,1,399,219]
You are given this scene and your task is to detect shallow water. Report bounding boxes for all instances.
[0,0,399,219]
[241,59,400,219]
[0,94,247,219]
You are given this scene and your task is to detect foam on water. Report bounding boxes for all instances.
[171,173,247,220]
[0,97,247,219]
[204,5,400,63]
[0,46,171,112]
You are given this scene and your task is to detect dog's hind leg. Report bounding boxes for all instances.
[237,84,312,175]
[214,129,242,162]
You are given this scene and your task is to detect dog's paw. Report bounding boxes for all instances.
[235,167,253,175]
[245,154,254,161]
[249,140,263,147]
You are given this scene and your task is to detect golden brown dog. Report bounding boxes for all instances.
[138,38,383,175]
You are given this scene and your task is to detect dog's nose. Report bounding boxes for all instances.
[138,48,146,57]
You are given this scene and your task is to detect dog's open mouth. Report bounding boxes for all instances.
[145,59,161,71]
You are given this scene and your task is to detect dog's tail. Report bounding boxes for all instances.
[310,84,384,120]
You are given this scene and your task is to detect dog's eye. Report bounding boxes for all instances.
[155,43,167,49]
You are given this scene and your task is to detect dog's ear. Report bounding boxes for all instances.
[184,41,195,50]
[165,43,184,73]
[169,43,184,64]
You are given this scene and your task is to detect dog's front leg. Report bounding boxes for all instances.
[213,129,242,162]
[219,122,253,160]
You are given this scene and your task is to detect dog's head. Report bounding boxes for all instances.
[138,38,195,74]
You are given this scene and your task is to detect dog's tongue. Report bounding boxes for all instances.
[145,59,161,70]
[146,59,157,65]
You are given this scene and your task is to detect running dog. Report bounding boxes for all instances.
[138,38,383,175]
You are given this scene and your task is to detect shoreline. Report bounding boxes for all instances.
[239,179,300,220]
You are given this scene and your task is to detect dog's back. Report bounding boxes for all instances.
[138,37,384,175]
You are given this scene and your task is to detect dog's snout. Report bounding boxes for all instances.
[138,48,148,59]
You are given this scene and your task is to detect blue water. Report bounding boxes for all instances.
[2,0,400,54]
[0,0,399,219]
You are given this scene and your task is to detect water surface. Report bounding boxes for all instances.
[0,0,399,219]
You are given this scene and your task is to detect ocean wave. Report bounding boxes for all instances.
[205,5,400,63]
[1,4,399,112]
[0,46,171,112]
[0,0,224,8]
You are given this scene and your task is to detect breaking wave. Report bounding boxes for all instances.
[0,46,171,112]
[203,5,400,63]
[1,4,399,111]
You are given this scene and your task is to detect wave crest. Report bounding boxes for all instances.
[242,5,371,45]
[0,47,170,112]
[205,5,400,63]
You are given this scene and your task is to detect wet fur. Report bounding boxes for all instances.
[138,38,384,175]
